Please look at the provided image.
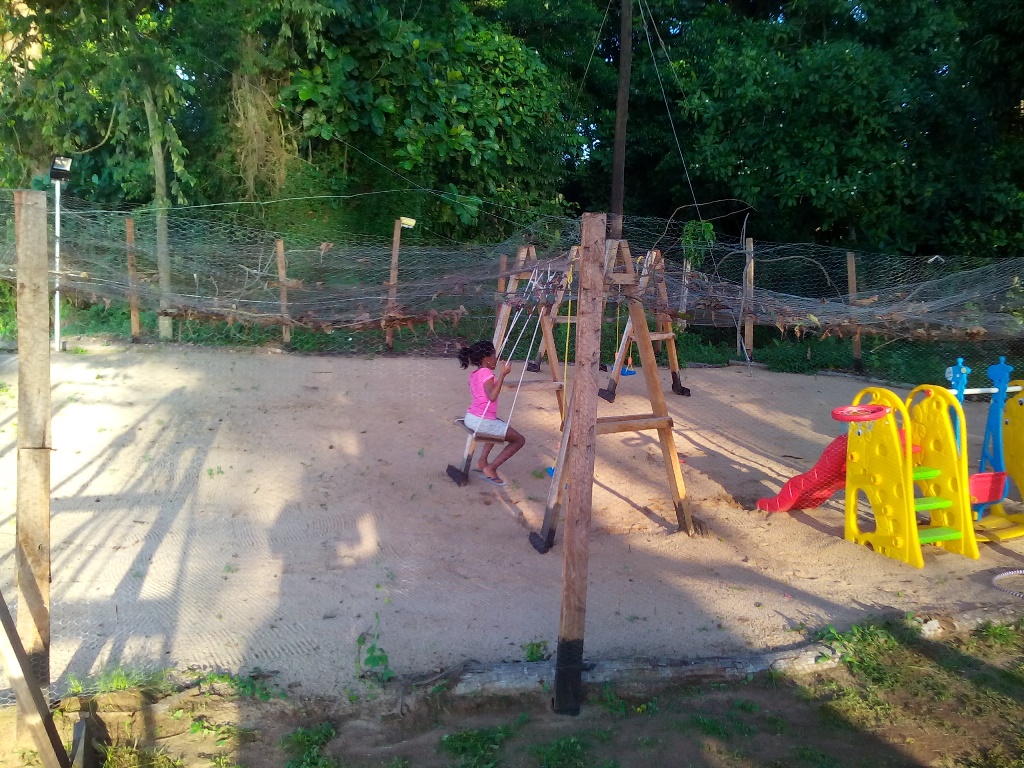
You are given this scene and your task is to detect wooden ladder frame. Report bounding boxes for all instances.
[530,239,700,553]
[599,248,689,402]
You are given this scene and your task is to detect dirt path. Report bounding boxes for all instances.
[0,344,1022,707]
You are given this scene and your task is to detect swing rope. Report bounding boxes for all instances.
[561,263,574,421]
[461,268,542,448]
[505,306,545,425]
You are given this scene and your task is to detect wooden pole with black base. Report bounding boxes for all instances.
[552,212,605,715]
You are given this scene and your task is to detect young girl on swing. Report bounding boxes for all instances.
[458,339,526,487]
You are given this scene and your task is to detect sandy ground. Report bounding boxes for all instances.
[1,343,1023,703]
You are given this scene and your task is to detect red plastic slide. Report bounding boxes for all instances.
[756,435,848,513]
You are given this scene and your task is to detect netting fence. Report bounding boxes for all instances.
[1,192,1020,356]
[1,188,1023,706]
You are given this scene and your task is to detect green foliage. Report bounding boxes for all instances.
[99,745,184,768]
[277,2,578,238]
[974,621,1019,648]
[356,612,396,683]
[197,670,286,701]
[679,220,715,272]
[529,735,590,768]
[676,330,735,366]
[440,714,528,768]
[520,639,549,662]
[757,335,853,375]
[66,666,173,697]
[280,723,338,768]
[0,282,17,339]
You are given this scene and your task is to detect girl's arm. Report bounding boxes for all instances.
[485,363,512,401]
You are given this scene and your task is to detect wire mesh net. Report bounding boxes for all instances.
[1,189,1024,708]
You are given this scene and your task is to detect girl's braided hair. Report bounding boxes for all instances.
[458,339,496,369]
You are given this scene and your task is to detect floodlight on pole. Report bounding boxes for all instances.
[49,156,72,353]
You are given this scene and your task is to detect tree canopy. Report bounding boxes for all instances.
[1,0,1021,253]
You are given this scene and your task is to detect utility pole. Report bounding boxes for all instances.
[609,0,633,240]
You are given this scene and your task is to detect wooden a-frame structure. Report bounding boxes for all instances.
[598,248,689,402]
[530,238,702,553]
[490,244,573,414]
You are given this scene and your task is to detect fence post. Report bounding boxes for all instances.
[275,239,290,346]
[127,218,141,342]
[497,253,508,304]
[847,251,863,374]
[13,190,52,701]
[386,218,403,350]
[742,237,754,358]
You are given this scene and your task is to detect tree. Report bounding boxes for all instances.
[278,1,580,237]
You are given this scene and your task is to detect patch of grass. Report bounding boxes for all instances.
[440,714,527,768]
[974,621,1019,647]
[99,745,184,768]
[817,681,895,729]
[792,745,840,768]
[530,735,590,768]
[676,330,735,366]
[689,714,730,739]
[521,639,549,662]
[761,713,788,735]
[635,735,660,750]
[66,666,173,697]
[732,698,759,714]
[197,670,286,701]
[280,723,338,768]
[596,683,630,717]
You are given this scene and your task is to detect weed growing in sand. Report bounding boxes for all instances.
[281,723,338,768]
[188,716,248,746]
[99,744,184,768]
[597,684,630,717]
[66,666,173,697]
[197,670,285,701]
[440,714,527,766]
[206,466,225,478]
[521,639,549,662]
[688,713,730,739]
[975,621,1018,647]
[357,612,396,683]
[529,734,591,766]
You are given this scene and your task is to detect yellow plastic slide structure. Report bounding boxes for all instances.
[843,386,978,569]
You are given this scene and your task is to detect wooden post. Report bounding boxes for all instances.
[275,239,290,346]
[13,190,52,697]
[553,212,605,715]
[742,237,754,358]
[497,253,508,296]
[386,218,402,350]
[0,589,69,768]
[126,218,141,342]
[847,251,863,374]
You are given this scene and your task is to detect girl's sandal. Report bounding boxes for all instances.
[482,474,506,487]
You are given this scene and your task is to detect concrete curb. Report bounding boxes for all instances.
[452,604,1024,698]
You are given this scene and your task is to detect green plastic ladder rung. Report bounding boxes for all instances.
[918,526,962,544]
[914,496,952,512]
[913,466,941,481]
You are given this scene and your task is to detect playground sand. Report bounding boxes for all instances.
[0,344,1022,702]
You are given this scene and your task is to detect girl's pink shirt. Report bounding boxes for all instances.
[467,367,498,418]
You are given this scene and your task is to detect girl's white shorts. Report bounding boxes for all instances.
[464,412,508,440]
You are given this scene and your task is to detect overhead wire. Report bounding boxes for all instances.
[636,0,702,223]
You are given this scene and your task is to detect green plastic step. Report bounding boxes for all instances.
[918,526,963,544]
[914,496,953,512]
[913,466,942,481]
